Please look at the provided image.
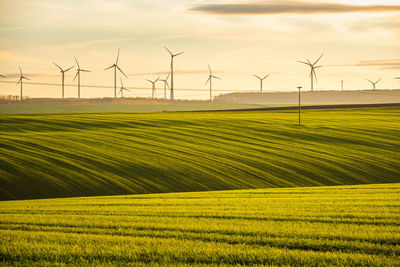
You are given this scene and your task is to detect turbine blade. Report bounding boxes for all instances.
[53,62,62,71]
[19,66,22,75]
[120,77,123,87]
[117,66,128,79]
[253,74,261,80]
[205,77,210,85]
[17,78,21,85]
[313,53,324,65]
[23,77,31,81]
[73,71,79,81]
[376,77,382,83]
[166,71,170,80]
[394,77,400,79]
[81,69,91,72]
[116,48,120,65]
[262,74,270,80]
[366,79,373,84]
[146,79,152,83]
[65,66,74,72]
[212,75,221,80]
[164,46,173,56]
[74,57,80,68]
[313,69,318,83]
[0,74,6,78]
[174,52,184,57]
[297,60,310,65]
[208,64,212,75]
[104,65,114,71]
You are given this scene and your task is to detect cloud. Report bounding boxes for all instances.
[188,1,400,16]
[45,37,136,52]
[328,59,400,70]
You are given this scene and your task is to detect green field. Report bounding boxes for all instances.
[1,183,399,266]
[0,103,272,114]
[1,108,400,200]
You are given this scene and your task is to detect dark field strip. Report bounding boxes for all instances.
[1,108,400,200]
[0,184,399,266]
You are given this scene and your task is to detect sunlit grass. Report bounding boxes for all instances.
[0,184,399,266]
[0,108,399,200]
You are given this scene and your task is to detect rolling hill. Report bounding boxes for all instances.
[0,108,399,200]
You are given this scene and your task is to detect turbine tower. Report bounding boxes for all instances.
[146,77,159,99]
[165,46,183,100]
[118,78,130,98]
[104,48,128,98]
[366,78,382,90]
[253,74,270,92]
[159,72,170,100]
[73,57,90,99]
[205,64,221,102]
[53,62,74,98]
[297,53,323,91]
[16,66,30,101]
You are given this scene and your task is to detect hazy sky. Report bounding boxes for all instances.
[0,0,399,99]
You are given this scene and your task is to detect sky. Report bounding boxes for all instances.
[0,0,399,99]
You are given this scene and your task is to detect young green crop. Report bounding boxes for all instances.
[0,108,399,200]
[0,184,399,266]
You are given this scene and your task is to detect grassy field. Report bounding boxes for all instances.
[0,103,272,114]
[0,183,399,266]
[0,108,400,200]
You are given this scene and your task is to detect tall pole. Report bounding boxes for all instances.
[164,83,167,100]
[20,80,23,101]
[260,80,263,92]
[341,80,343,91]
[170,59,174,100]
[114,67,117,98]
[210,78,212,102]
[152,84,155,99]
[298,86,302,125]
[78,72,81,99]
[311,75,313,92]
[62,73,65,98]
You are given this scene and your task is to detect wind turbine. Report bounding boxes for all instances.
[205,64,221,102]
[104,48,128,98]
[73,57,90,99]
[366,78,382,90]
[297,53,323,91]
[159,72,170,100]
[118,78,130,98]
[53,62,74,98]
[146,77,159,99]
[165,46,183,100]
[16,66,30,101]
[253,74,270,92]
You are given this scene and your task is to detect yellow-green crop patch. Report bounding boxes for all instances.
[0,108,400,200]
[0,184,399,266]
